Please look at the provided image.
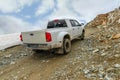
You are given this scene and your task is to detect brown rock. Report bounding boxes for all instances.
[112,33,120,39]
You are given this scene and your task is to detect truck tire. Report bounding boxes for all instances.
[80,30,85,40]
[63,38,71,54]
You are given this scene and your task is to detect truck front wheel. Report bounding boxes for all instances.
[63,38,71,54]
[80,30,85,40]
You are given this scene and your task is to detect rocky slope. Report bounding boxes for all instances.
[83,7,120,80]
[86,7,120,44]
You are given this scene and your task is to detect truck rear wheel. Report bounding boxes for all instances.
[63,38,71,54]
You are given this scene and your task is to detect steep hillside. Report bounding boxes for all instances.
[86,7,120,43]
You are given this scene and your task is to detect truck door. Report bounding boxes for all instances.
[70,20,77,38]
[70,20,82,38]
[73,20,82,36]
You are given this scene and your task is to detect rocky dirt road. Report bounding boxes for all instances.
[0,26,120,80]
[0,28,94,80]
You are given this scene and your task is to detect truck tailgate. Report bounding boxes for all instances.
[22,30,46,44]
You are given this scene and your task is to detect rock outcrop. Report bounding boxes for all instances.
[86,7,120,28]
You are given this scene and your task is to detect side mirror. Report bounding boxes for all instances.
[81,23,84,26]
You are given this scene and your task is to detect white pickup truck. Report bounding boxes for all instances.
[20,19,85,54]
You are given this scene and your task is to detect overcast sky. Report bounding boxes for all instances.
[0,0,120,35]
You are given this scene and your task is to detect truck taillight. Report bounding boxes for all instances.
[46,32,52,42]
[20,34,23,41]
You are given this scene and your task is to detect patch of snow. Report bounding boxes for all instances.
[0,33,22,50]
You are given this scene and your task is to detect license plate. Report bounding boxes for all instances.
[28,44,39,48]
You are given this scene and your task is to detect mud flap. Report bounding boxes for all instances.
[56,48,64,54]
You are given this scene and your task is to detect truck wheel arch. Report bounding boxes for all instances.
[57,32,71,43]
[57,32,71,54]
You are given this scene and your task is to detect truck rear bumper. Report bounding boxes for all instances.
[24,43,62,50]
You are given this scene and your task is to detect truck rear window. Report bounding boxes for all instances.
[47,20,67,28]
